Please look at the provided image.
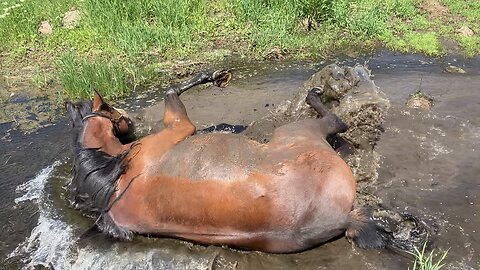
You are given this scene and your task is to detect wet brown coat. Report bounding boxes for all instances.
[81,89,356,253]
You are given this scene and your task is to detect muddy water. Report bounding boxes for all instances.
[1,52,479,269]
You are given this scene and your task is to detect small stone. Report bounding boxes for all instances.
[62,9,81,29]
[444,65,466,74]
[38,21,52,36]
[457,25,474,37]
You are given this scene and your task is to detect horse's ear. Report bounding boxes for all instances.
[65,101,75,119]
[92,90,111,112]
[65,101,74,114]
[65,101,81,126]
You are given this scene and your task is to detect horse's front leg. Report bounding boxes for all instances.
[169,69,232,96]
[162,90,197,144]
[162,69,232,142]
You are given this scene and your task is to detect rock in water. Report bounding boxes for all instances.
[406,91,434,110]
[444,65,466,74]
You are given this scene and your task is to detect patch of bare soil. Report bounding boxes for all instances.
[0,60,61,133]
[420,0,449,20]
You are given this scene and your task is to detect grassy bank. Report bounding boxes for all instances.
[0,0,479,100]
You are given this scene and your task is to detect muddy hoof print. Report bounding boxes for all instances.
[212,70,232,88]
[371,208,432,252]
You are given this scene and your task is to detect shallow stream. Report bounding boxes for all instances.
[1,52,479,269]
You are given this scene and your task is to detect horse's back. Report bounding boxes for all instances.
[147,133,266,181]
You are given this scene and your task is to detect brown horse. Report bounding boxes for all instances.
[65,70,391,253]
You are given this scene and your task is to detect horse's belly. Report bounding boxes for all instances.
[146,133,265,181]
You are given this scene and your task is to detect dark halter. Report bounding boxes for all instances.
[82,112,127,135]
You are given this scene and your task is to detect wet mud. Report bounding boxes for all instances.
[1,52,480,269]
[0,64,61,133]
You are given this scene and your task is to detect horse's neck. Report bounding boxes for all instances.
[81,119,126,156]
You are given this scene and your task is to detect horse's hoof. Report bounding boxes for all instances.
[212,70,232,88]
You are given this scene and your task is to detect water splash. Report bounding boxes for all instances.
[14,161,60,204]
[9,161,217,269]
[9,161,76,269]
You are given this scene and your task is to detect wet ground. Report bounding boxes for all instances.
[1,51,479,269]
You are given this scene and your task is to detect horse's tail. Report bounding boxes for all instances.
[346,208,387,249]
[345,206,430,251]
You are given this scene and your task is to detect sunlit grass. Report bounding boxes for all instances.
[409,241,449,270]
[457,36,480,58]
[56,53,130,99]
[0,0,479,99]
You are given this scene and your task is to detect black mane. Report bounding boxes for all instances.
[65,100,133,240]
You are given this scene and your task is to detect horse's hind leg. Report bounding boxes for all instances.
[306,88,348,136]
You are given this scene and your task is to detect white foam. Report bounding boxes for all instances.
[14,161,60,204]
[9,161,76,269]
[10,215,74,269]
[10,161,212,270]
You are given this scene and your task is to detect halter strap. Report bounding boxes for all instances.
[82,112,125,135]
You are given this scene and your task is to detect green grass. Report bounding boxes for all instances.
[1,0,479,99]
[31,65,50,89]
[56,52,131,99]
[409,241,449,270]
[457,36,480,58]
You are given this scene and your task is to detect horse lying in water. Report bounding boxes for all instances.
[65,70,392,253]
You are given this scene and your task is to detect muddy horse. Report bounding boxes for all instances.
[65,70,392,253]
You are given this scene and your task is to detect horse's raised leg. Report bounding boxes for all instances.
[162,69,232,143]
[168,69,232,96]
[161,90,197,144]
[269,89,348,147]
[306,88,348,136]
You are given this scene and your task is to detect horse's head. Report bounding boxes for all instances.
[65,92,134,228]
[90,91,135,142]
[65,91,136,146]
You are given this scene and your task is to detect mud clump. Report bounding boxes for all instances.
[406,90,434,110]
[330,66,390,150]
[370,207,431,252]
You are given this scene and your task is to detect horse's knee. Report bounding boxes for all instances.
[163,93,191,127]
[181,122,196,136]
